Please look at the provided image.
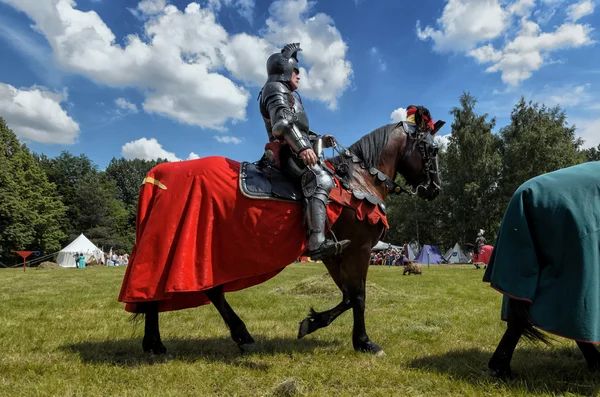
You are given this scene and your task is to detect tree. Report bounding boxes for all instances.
[499,97,584,201]
[34,150,134,251]
[105,157,167,208]
[385,149,451,248]
[0,118,67,263]
[35,151,98,240]
[443,93,503,246]
[581,144,600,162]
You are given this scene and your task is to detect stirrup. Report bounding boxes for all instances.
[305,239,350,261]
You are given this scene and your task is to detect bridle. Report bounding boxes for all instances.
[404,123,441,196]
[328,122,440,197]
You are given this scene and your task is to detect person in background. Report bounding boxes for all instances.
[78,253,86,269]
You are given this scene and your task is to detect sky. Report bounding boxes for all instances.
[0,0,599,169]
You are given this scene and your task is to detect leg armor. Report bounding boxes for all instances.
[301,163,350,260]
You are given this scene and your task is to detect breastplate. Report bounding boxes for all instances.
[292,94,310,133]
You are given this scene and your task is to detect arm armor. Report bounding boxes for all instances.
[263,83,311,154]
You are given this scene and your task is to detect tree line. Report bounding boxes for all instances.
[385,93,600,251]
[0,117,166,264]
[1,92,599,264]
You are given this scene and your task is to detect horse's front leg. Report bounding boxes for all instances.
[349,278,383,355]
[139,301,167,354]
[204,285,255,349]
[343,247,384,355]
[298,295,351,338]
[298,257,351,338]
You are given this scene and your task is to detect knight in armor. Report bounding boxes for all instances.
[475,229,486,255]
[258,43,350,261]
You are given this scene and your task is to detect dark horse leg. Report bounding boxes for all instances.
[139,301,167,354]
[204,285,255,349]
[346,250,384,356]
[298,256,352,338]
[577,341,600,370]
[488,298,547,377]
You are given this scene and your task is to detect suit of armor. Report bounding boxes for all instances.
[258,43,350,260]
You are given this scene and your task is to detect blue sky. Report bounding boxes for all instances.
[0,0,598,169]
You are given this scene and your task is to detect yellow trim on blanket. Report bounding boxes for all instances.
[406,114,415,123]
[142,176,167,190]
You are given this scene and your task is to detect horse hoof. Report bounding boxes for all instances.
[238,342,256,354]
[143,343,167,355]
[355,341,384,355]
[486,364,512,379]
[298,318,311,339]
[143,339,167,355]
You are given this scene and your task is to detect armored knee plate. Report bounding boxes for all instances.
[301,164,334,205]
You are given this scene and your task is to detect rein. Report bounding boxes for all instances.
[327,122,439,197]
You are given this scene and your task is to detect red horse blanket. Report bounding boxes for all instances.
[118,156,388,312]
[473,245,493,265]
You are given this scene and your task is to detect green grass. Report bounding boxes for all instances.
[1,263,599,396]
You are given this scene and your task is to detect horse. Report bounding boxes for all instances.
[484,161,600,377]
[119,109,443,356]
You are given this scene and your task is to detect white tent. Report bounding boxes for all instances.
[406,244,416,260]
[372,241,391,251]
[56,234,104,268]
[444,243,471,264]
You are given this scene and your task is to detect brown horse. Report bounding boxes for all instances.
[133,109,443,356]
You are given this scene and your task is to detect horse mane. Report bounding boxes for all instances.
[328,123,397,175]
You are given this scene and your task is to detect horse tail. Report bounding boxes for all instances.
[130,312,145,323]
[509,298,550,345]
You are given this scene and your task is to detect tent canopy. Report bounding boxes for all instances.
[444,243,471,264]
[372,241,402,251]
[56,234,103,268]
[372,241,417,260]
[414,245,444,264]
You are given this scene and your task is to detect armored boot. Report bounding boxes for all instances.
[301,164,350,260]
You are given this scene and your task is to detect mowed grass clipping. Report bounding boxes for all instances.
[1,263,599,397]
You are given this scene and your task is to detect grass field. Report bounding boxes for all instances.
[1,263,599,397]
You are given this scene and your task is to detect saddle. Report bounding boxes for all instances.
[239,161,302,203]
[239,140,388,214]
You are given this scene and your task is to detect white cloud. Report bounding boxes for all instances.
[115,97,138,113]
[370,47,386,71]
[137,0,167,15]
[390,107,407,123]
[435,134,451,151]
[508,0,536,17]
[571,118,600,148]
[2,0,352,129]
[420,0,595,85]
[416,0,509,52]
[207,0,255,23]
[485,21,594,85]
[0,82,79,144]
[214,135,243,144]
[121,137,197,161]
[540,84,590,107]
[567,0,595,21]
[0,15,64,86]
[122,137,180,161]
[468,43,503,63]
[262,0,353,109]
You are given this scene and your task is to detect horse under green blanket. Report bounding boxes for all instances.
[483,161,600,343]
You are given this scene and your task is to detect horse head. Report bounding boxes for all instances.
[396,106,444,201]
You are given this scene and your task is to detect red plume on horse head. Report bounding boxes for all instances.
[406,105,445,136]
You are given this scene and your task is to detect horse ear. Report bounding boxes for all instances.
[432,120,445,135]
